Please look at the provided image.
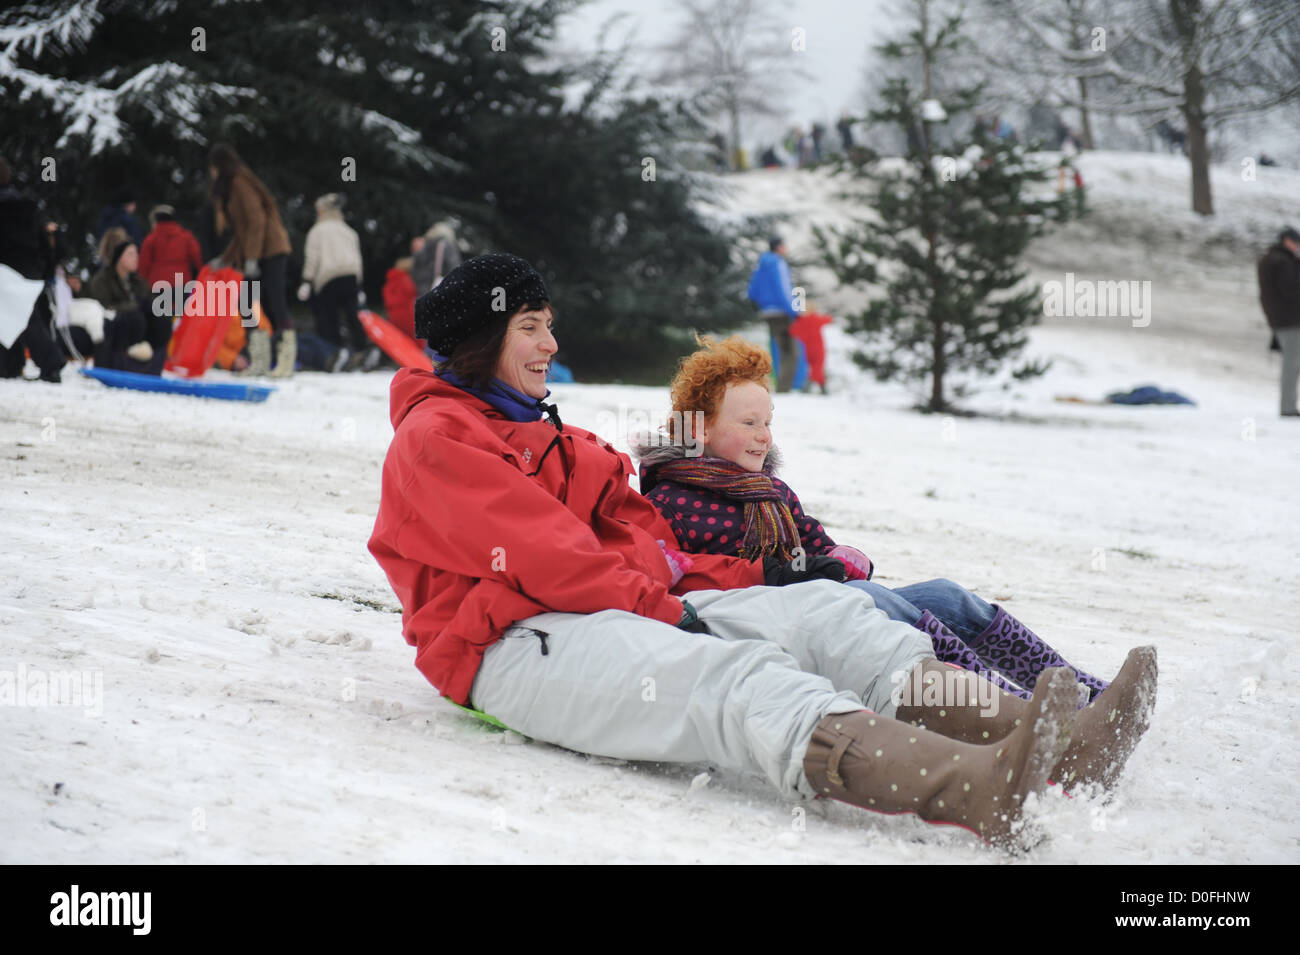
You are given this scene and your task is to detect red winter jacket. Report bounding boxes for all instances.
[382,267,418,340]
[368,371,765,704]
[139,220,202,291]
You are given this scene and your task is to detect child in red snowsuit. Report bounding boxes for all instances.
[382,257,419,343]
[789,311,833,392]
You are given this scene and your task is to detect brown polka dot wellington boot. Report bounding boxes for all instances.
[802,667,1078,846]
[893,650,1158,795]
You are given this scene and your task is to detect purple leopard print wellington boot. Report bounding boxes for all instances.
[970,606,1110,704]
[915,610,1031,701]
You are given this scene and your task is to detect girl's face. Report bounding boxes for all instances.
[493,305,557,399]
[700,380,772,472]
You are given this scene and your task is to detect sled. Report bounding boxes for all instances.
[165,265,246,378]
[444,698,511,731]
[359,309,434,370]
[80,366,276,403]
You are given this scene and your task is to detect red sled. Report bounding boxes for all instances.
[166,265,246,378]
[359,309,434,370]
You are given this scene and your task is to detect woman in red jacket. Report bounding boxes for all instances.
[367,253,1116,846]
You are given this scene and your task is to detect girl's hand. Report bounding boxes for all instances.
[828,544,872,581]
[659,540,694,587]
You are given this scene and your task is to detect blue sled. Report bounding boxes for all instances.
[80,367,276,403]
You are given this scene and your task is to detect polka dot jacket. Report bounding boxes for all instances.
[634,439,837,559]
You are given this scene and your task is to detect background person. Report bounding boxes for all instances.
[138,203,202,307]
[747,236,800,393]
[1257,225,1300,416]
[208,142,295,377]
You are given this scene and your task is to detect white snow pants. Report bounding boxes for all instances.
[468,580,933,797]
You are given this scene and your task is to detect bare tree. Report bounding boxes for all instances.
[981,0,1300,214]
[655,0,808,169]
[972,0,1119,149]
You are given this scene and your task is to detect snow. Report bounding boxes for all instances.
[4,150,1299,863]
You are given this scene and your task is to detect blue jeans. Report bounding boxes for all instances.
[846,579,996,643]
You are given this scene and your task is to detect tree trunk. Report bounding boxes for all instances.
[920,0,932,100]
[929,269,946,412]
[728,100,742,172]
[1077,76,1095,149]
[1183,66,1212,215]
[919,0,945,412]
[1170,0,1212,215]
[924,170,945,411]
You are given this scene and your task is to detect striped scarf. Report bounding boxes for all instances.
[653,457,800,561]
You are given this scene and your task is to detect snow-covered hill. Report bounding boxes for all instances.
[3,151,1298,864]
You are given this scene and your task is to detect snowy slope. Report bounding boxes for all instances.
[3,151,1298,864]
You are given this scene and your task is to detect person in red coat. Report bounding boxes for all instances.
[365,252,1106,846]
[381,255,419,343]
[138,205,201,298]
[789,310,833,393]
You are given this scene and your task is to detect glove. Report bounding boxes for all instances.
[243,258,260,279]
[677,599,710,634]
[659,540,694,587]
[828,544,873,581]
[297,282,312,301]
[762,554,846,586]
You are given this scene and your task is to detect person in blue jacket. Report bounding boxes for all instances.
[747,237,799,392]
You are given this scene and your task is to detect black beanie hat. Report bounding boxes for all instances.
[109,240,136,269]
[414,252,549,356]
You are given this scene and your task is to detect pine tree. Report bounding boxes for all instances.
[817,0,1064,413]
[1,0,749,379]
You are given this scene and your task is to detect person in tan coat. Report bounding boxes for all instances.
[208,143,295,377]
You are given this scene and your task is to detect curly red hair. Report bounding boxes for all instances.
[667,336,771,441]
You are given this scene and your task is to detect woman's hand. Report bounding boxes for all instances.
[828,544,873,581]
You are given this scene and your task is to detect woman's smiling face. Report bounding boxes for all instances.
[701,380,772,471]
[494,305,556,398]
